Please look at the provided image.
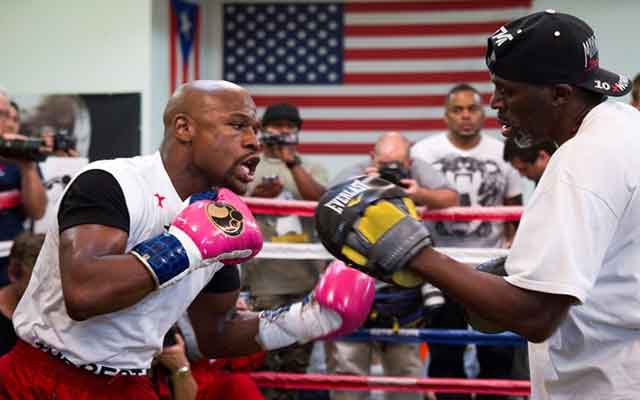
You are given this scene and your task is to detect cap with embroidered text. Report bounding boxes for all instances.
[486,10,630,97]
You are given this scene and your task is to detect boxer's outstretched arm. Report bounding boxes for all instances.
[188,290,263,358]
[59,224,156,321]
[189,261,374,358]
[408,247,575,343]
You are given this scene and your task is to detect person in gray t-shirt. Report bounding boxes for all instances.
[331,131,458,209]
[327,131,457,400]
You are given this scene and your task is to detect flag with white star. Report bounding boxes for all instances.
[170,0,200,94]
[222,1,532,155]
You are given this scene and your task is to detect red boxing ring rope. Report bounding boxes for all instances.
[0,190,21,210]
[249,372,531,396]
[242,197,523,221]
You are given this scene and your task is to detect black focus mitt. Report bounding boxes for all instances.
[315,176,431,288]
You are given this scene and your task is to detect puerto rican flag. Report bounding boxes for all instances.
[222,0,532,154]
[170,0,200,94]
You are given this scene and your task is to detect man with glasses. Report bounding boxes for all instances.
[0,90,47,287]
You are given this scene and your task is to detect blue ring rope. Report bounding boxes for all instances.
[341,328,526,347]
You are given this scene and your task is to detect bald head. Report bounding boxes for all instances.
[374,131,411,162]
[159,80,260,196]
[163,80,251,133]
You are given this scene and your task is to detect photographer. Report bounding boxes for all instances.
[5,101,19,135]
[244,103,328,400]
[326,131,457,400]
[250,103,326,201]
[332,131,458,209]
[40,126,80,158]
[0,94,49,287]
[155,329,198,400]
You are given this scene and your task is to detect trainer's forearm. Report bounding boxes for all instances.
[408,248,569,342]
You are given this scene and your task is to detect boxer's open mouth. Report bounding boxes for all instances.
[236,155,260,183]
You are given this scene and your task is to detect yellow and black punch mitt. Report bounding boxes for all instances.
[315,176,431,288]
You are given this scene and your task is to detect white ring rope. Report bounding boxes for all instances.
[257,242,508,265]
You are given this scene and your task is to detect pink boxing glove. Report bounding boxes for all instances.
[314,260,376,339]
[172,188,263,265]
[257,260,375,350]
[131,188,262,288]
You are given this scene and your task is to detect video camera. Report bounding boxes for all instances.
[257,130,299,147]
[0,137,48,162]
[0,129,77,162]
[378,161,410,186]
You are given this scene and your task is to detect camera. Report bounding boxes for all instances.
[52,129,77,152]
[0,129,77,162]
[0,137,47,162]
[378,161,410,186]
[257,131,299,146]
[163,326,179,347]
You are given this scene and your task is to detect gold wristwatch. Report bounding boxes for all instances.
[173,365,191,378]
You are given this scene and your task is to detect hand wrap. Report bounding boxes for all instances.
[257,261,375,350]
[131,189,262,288]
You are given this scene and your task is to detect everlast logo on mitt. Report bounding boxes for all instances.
[323,179,371,215]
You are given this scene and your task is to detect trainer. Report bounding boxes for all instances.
[315,11,638,399]
[0,81,374,399]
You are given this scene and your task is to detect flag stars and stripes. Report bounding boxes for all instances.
[222,1,531,154]
[224,3,344,85]
[170,0,200,93]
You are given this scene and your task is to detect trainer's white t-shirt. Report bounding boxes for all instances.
[505,102,640,399]
[13,152,222,375]
[411,133,522,248]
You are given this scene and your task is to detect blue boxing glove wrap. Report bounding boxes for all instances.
[130,190,218,288]
[130,232,191,287]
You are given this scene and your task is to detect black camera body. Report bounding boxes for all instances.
[258,131,299,146]
[0,137,47,162]
[163,326,178,347]
[53,131,77,152]
[378,162,410,186]
[0,129,77,162]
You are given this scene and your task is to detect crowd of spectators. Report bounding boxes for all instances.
[0,74,638,400]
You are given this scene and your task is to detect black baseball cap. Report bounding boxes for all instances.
[261,103,302,128]
[486,10,631,97]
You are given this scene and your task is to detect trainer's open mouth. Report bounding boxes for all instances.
[498,115,513,137]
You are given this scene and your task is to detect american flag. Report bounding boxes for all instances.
[170,0,201,94]
[223,1,532,154]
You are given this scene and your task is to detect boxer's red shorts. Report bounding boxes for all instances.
[0,340,157,399]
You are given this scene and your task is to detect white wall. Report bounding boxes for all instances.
[1,1,638,170]
[150,0,223,152]
[0,0,154,153]
[532,0,639,90]
[151,0,171,152]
